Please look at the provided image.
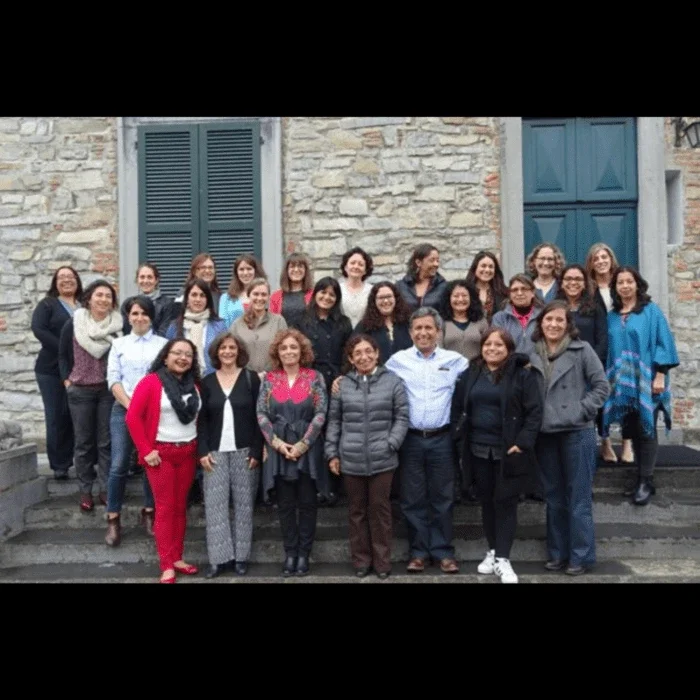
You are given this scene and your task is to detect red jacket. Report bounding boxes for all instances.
[268,289,312,315]
[126,372,200,465]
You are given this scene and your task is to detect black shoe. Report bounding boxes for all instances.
[54,470,69,481]
[464,484,479,502]
[355,567,371,578]
[325,492,338,507]
[623,480,636,497]
[282,556,297,577]
[235,562,248,576]
[544,559,567,571]
[633,478,655,506]
[205,565,222,579]
[565,564,588,576]
[296,555,310,576]
[377,571,390,580]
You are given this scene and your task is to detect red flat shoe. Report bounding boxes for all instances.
[79,494,94,512]
[173,563,199,576]
[160,575,176,584]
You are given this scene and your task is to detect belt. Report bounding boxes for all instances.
[155,439,196,448]
[407,425,450,438]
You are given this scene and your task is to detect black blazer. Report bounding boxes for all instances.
[451,353,543,501]
[121,294,175,337]
[197,369,263,462]
[353,321,413,366]
[297,313,353,390]
[31,297,72,376]
[572,300,608,368]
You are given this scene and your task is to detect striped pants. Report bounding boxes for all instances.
[203,448,257,565]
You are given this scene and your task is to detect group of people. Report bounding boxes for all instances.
[29,238,679,583]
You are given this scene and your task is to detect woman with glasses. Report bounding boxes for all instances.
[526,242,566,304]
[492,274,543,355]
[171,254,222,322]
[269,253,314,329]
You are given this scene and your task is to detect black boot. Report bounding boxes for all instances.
[633,477,655,506]
[205,564,222,579]
[296,555,310,576]
[282,556,297,577]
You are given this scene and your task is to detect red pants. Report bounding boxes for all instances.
[146,441,197,571]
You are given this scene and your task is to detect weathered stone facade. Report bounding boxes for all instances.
[1,116,699,445]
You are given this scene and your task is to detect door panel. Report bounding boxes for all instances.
[577,207,638,267]
[524,208,576,260]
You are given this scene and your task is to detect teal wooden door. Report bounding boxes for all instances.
[523,117,638,268]
[138,121,261,297]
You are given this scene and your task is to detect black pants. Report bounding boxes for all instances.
[472,454,519,559]
[275,472,318,557]
[35,372,74,473]
[622,410,659,479]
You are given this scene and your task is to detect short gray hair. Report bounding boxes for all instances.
[409,307,443,332]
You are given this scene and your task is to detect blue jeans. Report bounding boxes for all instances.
[536,428,597,567]
[399,431,455,560]
[36,372,74,473]
[107,403,154,513]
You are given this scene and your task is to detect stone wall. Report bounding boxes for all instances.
[281,117,501,282]
[0,117,119,446]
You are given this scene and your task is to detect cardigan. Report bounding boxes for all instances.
[197,369,263,462]
[31,296,73,376]
[440,317,489,361]
[230,312,288,373]
[268,289,313,319]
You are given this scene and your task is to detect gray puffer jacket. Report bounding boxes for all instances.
[324,366,409,476]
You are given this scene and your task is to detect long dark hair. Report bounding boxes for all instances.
[405,243,438,281]
[359,282,411,331]
[280,252,313,293]
[149,338,202,383]
[47,266,83,300]
[531,300,580,342]
[185,253,220,294]
[441,280,484,323]
[556,264,597,316]
[472,327,516,384]
[306,276,345,323]
[175,279,220,336]
[610,266,652,313]
[465,251,509,299]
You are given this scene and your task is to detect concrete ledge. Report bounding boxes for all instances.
[0,443,46,541]
[0,444,39,491]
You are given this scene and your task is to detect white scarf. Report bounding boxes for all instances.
[73,308,123,359]
[183,308,211,371]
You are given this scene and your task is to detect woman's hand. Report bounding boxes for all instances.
[144,450,161,467]
[329,457,341,475]
[200,454,215,472]
[331,376,343,396]
[287,443,304,461]
[652,373,665,395]
[507,445,522,455]
[248,457,260,470]
[64,380,72,388]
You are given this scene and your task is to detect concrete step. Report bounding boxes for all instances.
[22,491,700,530]
[2,559,700,584]
[2,522,699,568]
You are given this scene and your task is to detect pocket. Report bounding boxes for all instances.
[503,451,529,478]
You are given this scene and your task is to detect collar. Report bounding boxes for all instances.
[131,329,154,342]
[412,346,438,360]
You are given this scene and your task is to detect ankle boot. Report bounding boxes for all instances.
[141,508,155,536]
[105,516,121,546]
[633,477,655,506]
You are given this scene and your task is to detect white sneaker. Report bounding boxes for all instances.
[477,549,496,575]
[494,557,519,584]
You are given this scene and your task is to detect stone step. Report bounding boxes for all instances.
[2,559,700,584]
[2,523,699,568]
[22,491,700,530]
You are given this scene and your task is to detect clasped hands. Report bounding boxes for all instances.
[199,453,260,472]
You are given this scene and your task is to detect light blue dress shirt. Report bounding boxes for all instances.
[107,330,168,398]
[385,346,468,430]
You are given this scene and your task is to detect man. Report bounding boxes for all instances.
[385,307,468,573]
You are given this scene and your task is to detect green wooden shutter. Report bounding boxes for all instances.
[199,122,261,292]
[138,124,199,297]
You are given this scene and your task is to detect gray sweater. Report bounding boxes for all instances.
[324,366,409,476]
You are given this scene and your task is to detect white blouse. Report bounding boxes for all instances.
[156,389,200,444]
[339,279,373,328]
[217,385,238,453]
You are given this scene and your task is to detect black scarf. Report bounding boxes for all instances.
[157,367,199,425]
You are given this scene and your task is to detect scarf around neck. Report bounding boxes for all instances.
[183,308,210,370]
[536,335,572,386]
[73,307,123,359]
[157,367,199,424]
[142,288,162,302]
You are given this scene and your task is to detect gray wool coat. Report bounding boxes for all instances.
[324,366,409,477]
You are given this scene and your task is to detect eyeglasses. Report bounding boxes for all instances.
[288,262,306,270]
[562,276,585,283]
[197,265,215,271]
[376,295,395,302]
[536,257,555,263]
[57,275,76,281]
[510,287,532,294]
[169,350,194,359]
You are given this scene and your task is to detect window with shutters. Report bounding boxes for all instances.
[137,121,261,297]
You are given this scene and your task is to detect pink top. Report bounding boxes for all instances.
[68,339,108,385]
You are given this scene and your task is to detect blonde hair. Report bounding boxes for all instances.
[584,242,620,296]
[525,242,566,279]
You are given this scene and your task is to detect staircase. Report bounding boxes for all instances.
[1,456,699,583]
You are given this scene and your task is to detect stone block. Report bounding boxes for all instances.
[7,248,34,261]
[0,474,47,541]
[338,117,409,130]
[338,198,368,216]
[354,159,380,175]
[449,211,484,227]
[55,118,110,134]
[303,237,348,258]
[56,228,108,244]
[327,130,364,150]
[363,217,393,231]
[0,391,43,411]
[312,218,362,232]
[312,172,346,188]
[445,172,481,184]
[421,157,454,171]
[19,120,37,134]
[0,119,20,132]
[416,186,456,202]
[439,135,481,146]
[382,158,420,173]
[62,171,105,190]
[321,157,354,169]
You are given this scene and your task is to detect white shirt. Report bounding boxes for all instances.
[107,331,168,398]
[217,385,238,452]
[156,389,200,443]
[339,279,373,328]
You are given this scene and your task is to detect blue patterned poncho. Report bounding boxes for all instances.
[602,302,679,439]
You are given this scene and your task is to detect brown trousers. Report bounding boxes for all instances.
[343,470,394,574]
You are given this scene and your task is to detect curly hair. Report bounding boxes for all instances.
[610,266,652,313]
[185,253,220,293]
[465,251,509,299]
[441,280,484,323]
[526,242,566,280]
[207,331,250,370]
[556,264,598,316]
[531,300,580,342]
[150,338,202,383]
[268,328,315,370]
[280,252,313,293]
[46,266,83,300]
[227,254,267,299]
[340,247,374,281]
[584,242,620,296]
[341,333,381,375]
[359,282,412,331]
[82,279,118,311]
[405,243,439,281]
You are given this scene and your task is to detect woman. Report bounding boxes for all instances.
[104,296,168,546]
[31,266,83,480]
[269,252,314,328]
[219,254,267,327]
[338,247,375,328]
[451,328,543,584]
[529,301,610,575]
[121,263,175,336]
[584,243,630,464]
[492,274,543,354]
[126,339,202,583]
[198,332,263,578]
[354,282,413,365]
[440,280,489,361]
[165,279,227,377]
[325,335,409,579]
[59,280,123,512]
[257,329,329,577]
[603,267,680,506]
[395,243,448,314]
[526,242,566,303]
[171,253,222,321]
[556,264,608,367]
[230,278,288,374]
[466,251,509,322]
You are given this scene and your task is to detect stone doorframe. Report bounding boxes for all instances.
[499,117,669,314]
[116,117,283,299]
